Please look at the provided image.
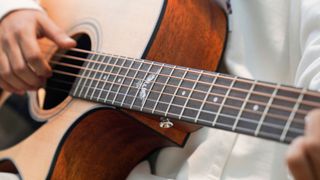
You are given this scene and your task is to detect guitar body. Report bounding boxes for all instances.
[0,0,227,179]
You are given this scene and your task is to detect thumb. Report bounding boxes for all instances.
[38,15,76,49]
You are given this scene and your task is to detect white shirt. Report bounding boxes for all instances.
[1,0,320,179]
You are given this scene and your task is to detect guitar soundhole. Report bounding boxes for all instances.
[43,34,92,110]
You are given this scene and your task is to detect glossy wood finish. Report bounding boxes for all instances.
[50,110,174,180]
[50,1,227,178]
[0,0,227,179]
[144,0,227,69]
[125,0,227,138]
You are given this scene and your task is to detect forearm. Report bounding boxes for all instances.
[0,0,42,21]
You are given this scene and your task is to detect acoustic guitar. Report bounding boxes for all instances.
[0,0,319,179]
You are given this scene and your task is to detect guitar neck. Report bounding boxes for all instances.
[68,54,320,144]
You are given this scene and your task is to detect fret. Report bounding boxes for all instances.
[84,54,103,99]
[298,92,320,111]
[141,65,173,113]
[73,54,97,97]
[255,83,280,136]
[284,110,305,143]
[96,55,113,101]
[104,57,127,103]
[89,54,109,100]
[152,66,175,114]
[111,58,135,105]
[164,68,188,117]
[194,73,218,123]
[280,88,306,142]
[120,59,144,107]
[130,61,153,109]
[179,70,203,120]
[212,76,237,127]
[139,63,163,111]
[215,78,251,130]
[82,54,102,99]
[98,56,119,103]
[232,80,257,130]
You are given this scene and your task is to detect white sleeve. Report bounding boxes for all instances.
[295,0,320,90]
[0,0,43,21]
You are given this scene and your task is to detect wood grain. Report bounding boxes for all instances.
[50,110,174,180]
[125,0,227,137]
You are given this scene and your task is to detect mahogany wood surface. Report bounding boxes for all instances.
[51,110,174,180]
[50,1,227,178]
[124,0,227,137]
[0,0,227,179]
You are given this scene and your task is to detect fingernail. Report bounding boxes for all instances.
[65,36,75,43]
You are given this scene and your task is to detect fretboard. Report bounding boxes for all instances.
[68,54,320,144]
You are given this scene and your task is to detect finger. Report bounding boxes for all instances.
[0,77,19,94]
[286,137,314,180]
[2,35,40,90]
[19,27,52,78]
[38,15,76,49]
[0,50,19,93]
[304,138,320,180]
[304,110,320,179]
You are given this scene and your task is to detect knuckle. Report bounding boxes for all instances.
[1,35,11,46]
[0,70,11,78]
[305,139,320,153]
[286,152,299,166]
[13,64,27,74]
[26,52,42,63]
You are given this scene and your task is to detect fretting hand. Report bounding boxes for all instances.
[287,109,320,180]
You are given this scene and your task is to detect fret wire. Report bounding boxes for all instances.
[179,70,202,120]
[280,88,306,142]
[48,82,305,135]
[56,68,308,124]
[75,83,304,134]
[89,54,109,100]
[83,54,101,98]
[104,56,127,103]
[102,56,120,103]
[232,80,257,131]
[140,64,163,111]
[96,55,113,100]
[55,70,300,126]
[58,59,313,115]
[194,72,218,123]
[121,59,143,107]
[152,66,176,114]
[112,58,135,104]
[52,50,320,102]
[255,83,280,136]
[86,54,103,99]
[72,53,96,97]
[212,76,237,126]
[130,61,154,109]
[164,68,189,117]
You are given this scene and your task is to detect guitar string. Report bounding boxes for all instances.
[40,43,320,99]
[45,79,304,135]
[50,52,320,109]
[45,81,303,143]
[48,68,307,129]
[45,84,296,143]
[50,60,308,115]
[49,59,312,121]
[48,74,302,124]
